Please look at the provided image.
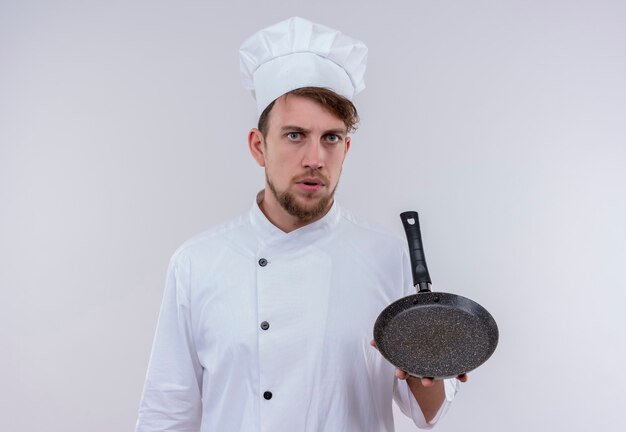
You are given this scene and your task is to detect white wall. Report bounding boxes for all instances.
[1,1,625,430]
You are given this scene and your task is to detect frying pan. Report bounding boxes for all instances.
[373,211,498,379]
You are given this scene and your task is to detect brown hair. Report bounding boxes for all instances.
[257,87,359,137]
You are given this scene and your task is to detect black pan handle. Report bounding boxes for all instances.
[400,211,432,293]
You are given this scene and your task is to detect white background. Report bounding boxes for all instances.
[1,1,625,431]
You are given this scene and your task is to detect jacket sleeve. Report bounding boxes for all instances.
[392,248,459,429]
[135,253,203,432]
[393,376,459,429]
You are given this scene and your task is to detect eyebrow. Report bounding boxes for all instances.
[324,129,347,137]
[281,125,309,134]
[280,126,347,137]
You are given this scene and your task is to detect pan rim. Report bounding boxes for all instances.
[373,294,499,378]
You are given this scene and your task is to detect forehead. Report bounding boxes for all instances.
[267,95,347,131]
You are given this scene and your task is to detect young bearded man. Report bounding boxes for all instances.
[136,17,465,432]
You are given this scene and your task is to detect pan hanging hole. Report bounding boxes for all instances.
[433,296,440,303]
[407,218,416,225]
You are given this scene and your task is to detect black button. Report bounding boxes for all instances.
[258,258,268,267]
[260,321,270,330]
[263,391,272,400]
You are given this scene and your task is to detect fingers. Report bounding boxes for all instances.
[420,377,435,387]
[413,374,468,385]
[400,373,436,387]
[395,369,409,380]
[396,370,435,387]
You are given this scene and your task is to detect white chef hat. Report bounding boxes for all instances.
[239,16,368,115]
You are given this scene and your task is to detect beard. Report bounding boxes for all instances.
[266,170,339,221]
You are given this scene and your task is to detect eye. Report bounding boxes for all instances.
[287,132,301,141]
[325,134,341,143]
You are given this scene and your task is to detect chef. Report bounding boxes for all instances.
[136,17,465,432]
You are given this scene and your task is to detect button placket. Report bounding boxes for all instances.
[257,252,275,410]
[258,258,270,334]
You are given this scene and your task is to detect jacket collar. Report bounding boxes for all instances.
[249,190,341,248]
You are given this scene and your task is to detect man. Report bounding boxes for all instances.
[136,17,464,432]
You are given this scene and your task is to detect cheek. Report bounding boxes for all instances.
[328,154,346,175]
[270,149,298,171]
[265,156,292,183]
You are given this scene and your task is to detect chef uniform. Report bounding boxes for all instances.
[136,17,458,432]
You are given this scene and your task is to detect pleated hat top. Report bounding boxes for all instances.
[239,17,368,115]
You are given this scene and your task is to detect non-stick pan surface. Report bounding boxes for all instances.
[374,291,498,378]
[373,211,498,379]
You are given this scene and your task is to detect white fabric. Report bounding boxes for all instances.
[136,196,457,432]
[239,16,368,115]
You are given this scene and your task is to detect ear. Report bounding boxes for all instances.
[248,128,266,167]
[344,136,351,157]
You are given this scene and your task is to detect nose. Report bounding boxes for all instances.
[302,141,323,170]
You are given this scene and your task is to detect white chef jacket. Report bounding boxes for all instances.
[136,195,458,432]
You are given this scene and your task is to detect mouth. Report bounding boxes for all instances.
[299,177,324,186]
[296,177,325,192]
